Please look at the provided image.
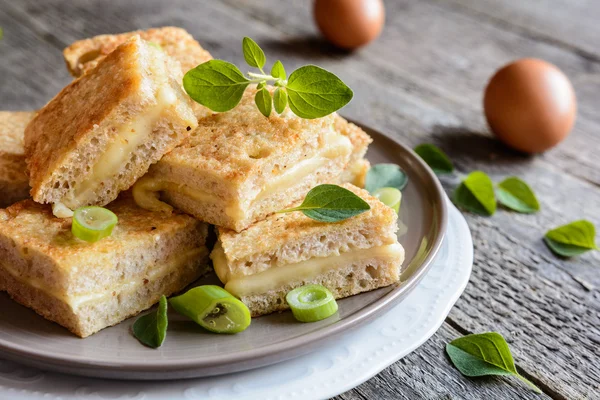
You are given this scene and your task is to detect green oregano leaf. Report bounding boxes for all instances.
[133,295,168,348]
[286,65,353,119]
[496,177,540,213]
[0,27,3,40]
[257,81,266,90]
[273,88,288,114]
[543,220,598,257]
[365,164,408,193]
[183,60,250,112]
[453,171,496,216]
[414,144,454,174]
[446,332,541,393]
[279,184,370,222]
[255,87,272,117]
[242,37,266,69]
[271,60,286,80]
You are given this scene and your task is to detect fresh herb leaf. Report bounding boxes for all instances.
[446,332,541,393]
[279,184,370,222]
[257,81,266,90]
[496,177,540,213]
[453,171,496,216]
[414,144,454,174]
[543,220,598,257]
[271,60,286,80]
[242,37,266,70]
[286,65,353,119]
[1,27,5,40]
[133,295,168,348]
[183,60,250,112]
[273,87,288,114]
[365,164,408,193]
[255,87,272,117]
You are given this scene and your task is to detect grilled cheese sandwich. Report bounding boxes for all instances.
[25,35,198,213]
[0,193,210,337]
[133,88,353,232]
[210,184,405,317]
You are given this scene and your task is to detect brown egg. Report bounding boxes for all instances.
[484,58,577,153]
[314,0,385,50]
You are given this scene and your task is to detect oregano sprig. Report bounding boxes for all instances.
[183,37,353,119]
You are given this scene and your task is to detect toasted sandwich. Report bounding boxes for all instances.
[133,88,353,232]
[63,26,212,78]
[0,193,210,337]
[63,27,213,120]
[0,111,35,208]
[210,183,404,317]
[25,35,198,213]
[334,115,372,188]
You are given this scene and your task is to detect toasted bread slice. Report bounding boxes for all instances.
[210,184,404,317]
[132,87,353,232]
[25,35,198,211]
[0,111,35,207]
[0,193,210,338]
[64,26,212,78]
[63,26,213,119]
[335,115,372,188]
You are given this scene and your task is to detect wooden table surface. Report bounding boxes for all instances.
[1,1,599,398]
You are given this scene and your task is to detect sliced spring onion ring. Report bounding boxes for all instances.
[71,206,118,242]
[285,284,338,322]
[373,187,402,213]
[170,285,251,334]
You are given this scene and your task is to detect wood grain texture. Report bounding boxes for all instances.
[0,0,599,399]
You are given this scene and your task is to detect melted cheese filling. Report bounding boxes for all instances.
[132,133,352,220]
[61,54,178,209]
[211,243,404,297]
[0,247,207,310]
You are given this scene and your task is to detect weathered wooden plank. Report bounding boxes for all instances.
[332,323,550,400]
[430,0,600,61]
[0,1,599,399]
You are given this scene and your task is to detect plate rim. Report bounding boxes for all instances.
[0,119,448,377]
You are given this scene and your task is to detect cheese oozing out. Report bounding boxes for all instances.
[60,46,178,210]
[131,132,352,220]
[211,242,405,297]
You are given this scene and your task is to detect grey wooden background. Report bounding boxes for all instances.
[1,0,599,399]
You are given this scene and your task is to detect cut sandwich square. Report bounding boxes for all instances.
[210,183,405,317]
[133,88,354,232]
[0,111,35,208]
[0,193,211,338]
[25,35,198,212]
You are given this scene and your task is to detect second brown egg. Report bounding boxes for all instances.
[314,0,385,50]
[484,58,577,153]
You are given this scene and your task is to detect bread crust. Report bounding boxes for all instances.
[63,26,212,77]
[0,111,35,207]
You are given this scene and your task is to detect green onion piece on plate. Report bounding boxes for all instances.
[170,285,251,334]
[71,206,118,242]
[286,284,338,322]
[372,187,402,213]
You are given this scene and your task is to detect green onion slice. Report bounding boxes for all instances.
[170,285,251,334]
[373,187,402,213]
[286,284,338,322]
[71,206,118,242]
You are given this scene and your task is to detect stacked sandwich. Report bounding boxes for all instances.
[0,27,405,337]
